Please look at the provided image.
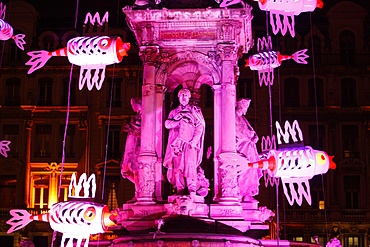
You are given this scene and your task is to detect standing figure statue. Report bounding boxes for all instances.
[164,88,206,197]
[235,98,262,202]
[121,97,142,202]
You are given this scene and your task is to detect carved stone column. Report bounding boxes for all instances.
[212,84,221,202]
[216,43,240,204]
[136,45,159,204]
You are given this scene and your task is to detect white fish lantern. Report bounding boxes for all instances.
[255,0,324,37]
[26,36,131,91]
[6,173,117,247]
[249,146,336,205]
[245,36,309,86]
[0,3,26,50]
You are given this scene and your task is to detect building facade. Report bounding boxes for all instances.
[0,0,369,246]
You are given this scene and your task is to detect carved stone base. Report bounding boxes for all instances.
[209,204,244,219]
[241,202,275,223]
[164,195,209,218]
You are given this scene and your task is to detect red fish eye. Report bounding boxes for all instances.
[99,38,111,50]
[321,154,325,160]
[84,207,96,221]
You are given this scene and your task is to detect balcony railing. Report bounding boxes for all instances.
[281,209,369,222]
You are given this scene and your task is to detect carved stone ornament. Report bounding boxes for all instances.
[139,46,159,63]
[165,195,195,216]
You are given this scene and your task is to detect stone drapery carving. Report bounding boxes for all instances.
[235,98,262,201]
[163,88,208,197]
[121,97,142,202]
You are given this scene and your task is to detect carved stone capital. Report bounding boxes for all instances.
[142,84,156,97]
[139,46,159,64]
[217,43,238,61]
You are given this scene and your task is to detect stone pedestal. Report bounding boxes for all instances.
[117,203,167,232]
[164,195,209,218]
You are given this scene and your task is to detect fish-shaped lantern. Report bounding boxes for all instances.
[6,173,117,247]
[245,36,309,86]
[26,36,131,91]
[255,0,324,37]
[0,3,26,50]
[249,146,336,206]
[0,140,11,157]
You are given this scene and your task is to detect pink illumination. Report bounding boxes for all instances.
[256,0,324,37]
[245,36,309,86]
[0,140,11,157]
[7,173,116,247]
[26,36,130,90]
[249,147,336,205]
[0,3,26,50]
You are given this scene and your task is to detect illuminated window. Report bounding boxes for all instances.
[38,77,53,106]
[319,200,325,210]
[3,124,19,157]
[106,78,122,107]
[340,30,355,65]
[293,237,303,242]
[35,125,52,158]
[106,181,119,210]
[34,179,49,209]
[62,77,77,106]
[284,77,300,107]
[341,78,357,107]
[346,236,361,247]
[311,236,325,245]
[5,78,21,106]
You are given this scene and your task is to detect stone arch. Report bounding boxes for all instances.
[156,50,220,93]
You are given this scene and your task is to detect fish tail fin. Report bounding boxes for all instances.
[26,50,51,74]
[292,49,309,64]
[6,209,33,233]
[12,34,26,50]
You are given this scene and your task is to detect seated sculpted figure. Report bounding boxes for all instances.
[120,97,142,202]
[235,98,262,202]
[163,88,206,197]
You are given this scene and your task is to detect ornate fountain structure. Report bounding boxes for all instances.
[113,1,277,244]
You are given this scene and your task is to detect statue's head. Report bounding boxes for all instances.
[178,88,191,106]
[236,98,251,113]
[131,97,142,113]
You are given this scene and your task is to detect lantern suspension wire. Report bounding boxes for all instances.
[264,9,280,244]
[309,12,329,243]
[101,0,122,201]
[51,1,80,246]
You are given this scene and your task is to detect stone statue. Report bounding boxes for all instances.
[163,88,207,197]
[121,97,142,202]
[235,98,262,202]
